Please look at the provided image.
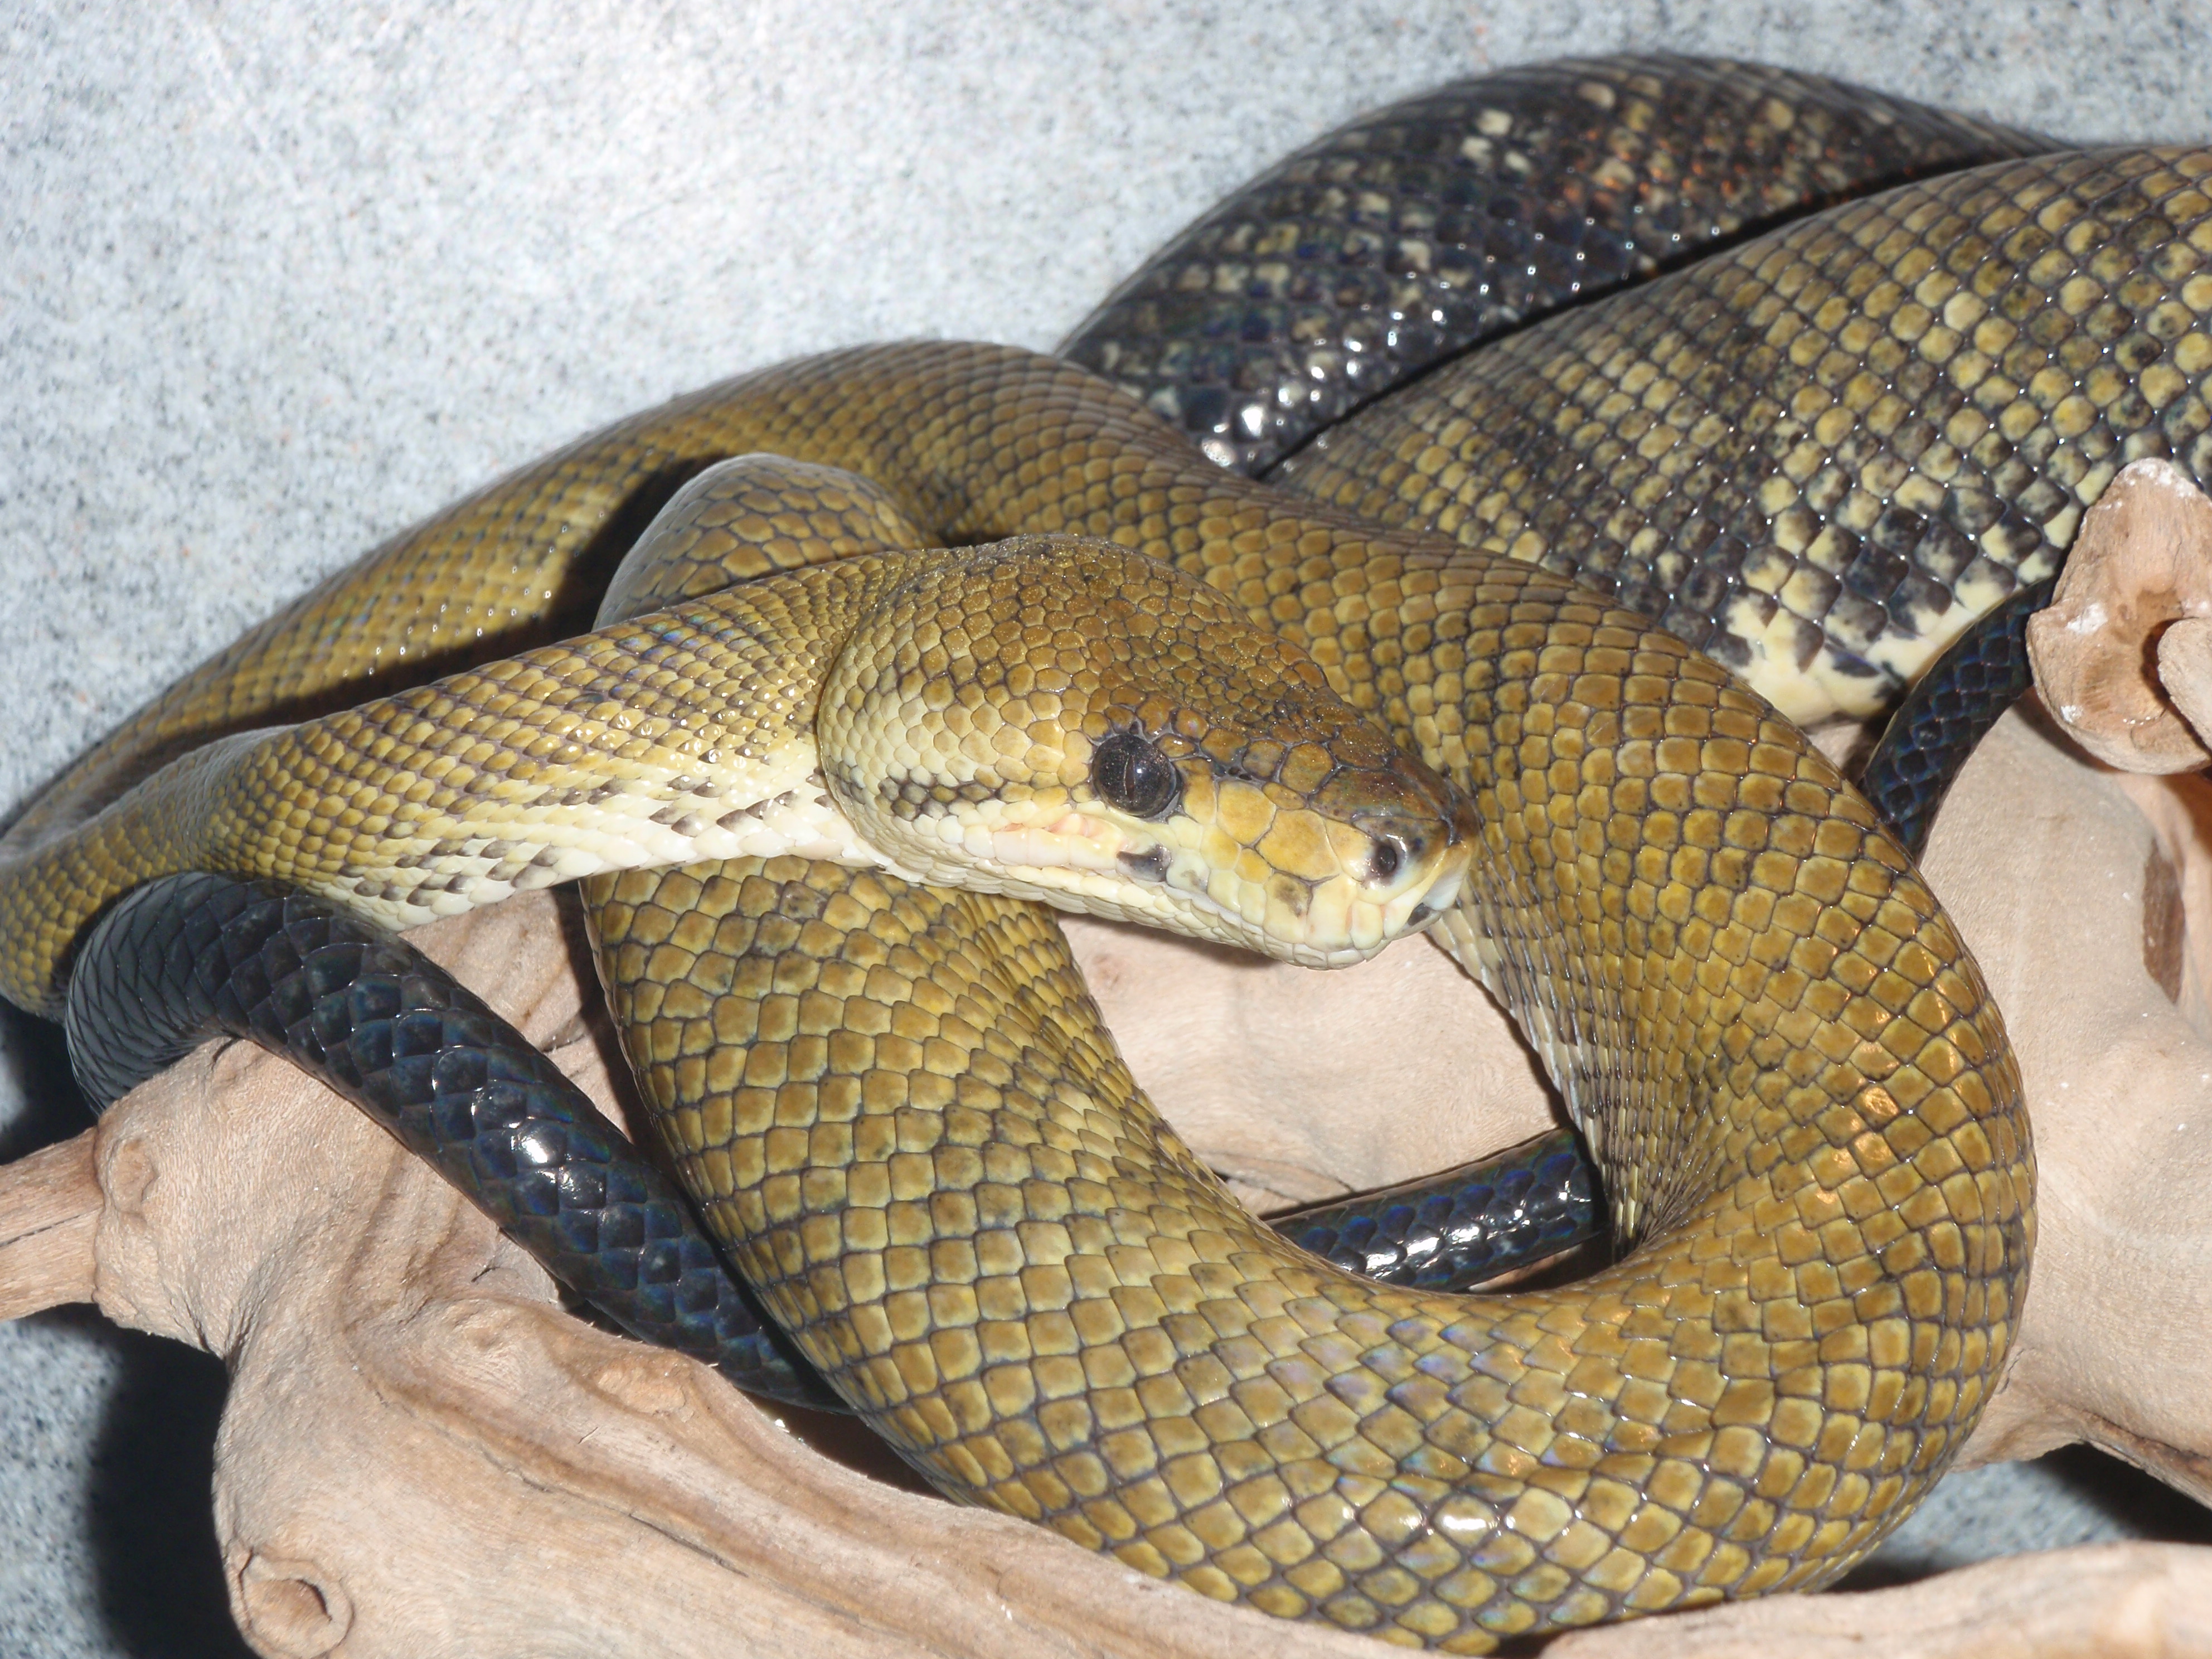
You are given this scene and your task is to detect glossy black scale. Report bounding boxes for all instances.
[65,871,1586,1420]
[1859,578,2058,857]
[1279,1128,1596,1291]
[65,870,840,1410]
[1061,53,2044,474]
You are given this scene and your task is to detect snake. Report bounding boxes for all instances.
[27,346,2029,1643]
[24,54,2154,1651]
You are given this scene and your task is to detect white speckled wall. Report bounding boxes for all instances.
[4,4,2210,1653]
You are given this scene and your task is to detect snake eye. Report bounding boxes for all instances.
[1091,729,1180,821]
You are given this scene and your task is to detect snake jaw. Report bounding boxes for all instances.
[996,792,1472,965]
[823,766,1477,967]
[854,792,1459,967]
[971,809,1132,876]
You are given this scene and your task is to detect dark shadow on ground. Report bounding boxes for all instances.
[0,1001,86,1162]
[17,1308,255,1659]
[2042,1444,2212,1545]
[1844,1443,2212,1589]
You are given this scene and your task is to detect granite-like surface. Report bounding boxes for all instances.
[4,3,2211,1653]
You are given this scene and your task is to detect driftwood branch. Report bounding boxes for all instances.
[0,1134,97,1319]
[2029,457,2212,774]
[1549,1541,2212,1657]
[0,901,1398,1659]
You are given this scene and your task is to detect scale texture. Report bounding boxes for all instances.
[592,831,2025,1648]
[586,453,1584,1299]
[6,23,2205,1657]
[2,308,2041,1648]
[2,338,2033,1645]
[1276,148,2212,728]
[1283,1129,1598,1292]
[1060,55,2044,475]
[62,871,833,1405]
[0,525,1472,1015]
[1856,579,2058,857]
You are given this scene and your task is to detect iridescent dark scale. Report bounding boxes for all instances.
[1278,1128,1598,1291]
[1856,579,2057,857]
[63,870,837,1410]
[1060,54,2045,474]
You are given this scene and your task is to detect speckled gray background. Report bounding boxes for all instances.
[5,3,2212,1654]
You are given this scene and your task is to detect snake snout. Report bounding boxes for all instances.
[1354,811,1464,918]
[1321,769,1477,945]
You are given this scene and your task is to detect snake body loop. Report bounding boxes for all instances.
[593,819,2022,1648]
[584,452,1610,1299]
[587,427,2033,1642]
[65,870,838,1407]
[1062,54,2046,474]
[1274,148,2212,733]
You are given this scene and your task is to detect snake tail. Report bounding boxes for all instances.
[63,869,841,1410]
[1855,579,2056,858]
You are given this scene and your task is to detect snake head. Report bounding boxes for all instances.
[818,536,1476,966]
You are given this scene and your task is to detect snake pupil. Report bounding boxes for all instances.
[1090,729,1178,820]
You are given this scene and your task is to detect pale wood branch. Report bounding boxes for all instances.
[0,1132,98,1319]
[2028,457,2212,773]
[1550,1542,2212,1658]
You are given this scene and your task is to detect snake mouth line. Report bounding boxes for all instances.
[974,808,1466,963]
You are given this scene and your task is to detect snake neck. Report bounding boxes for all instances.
[0,556,926,1017]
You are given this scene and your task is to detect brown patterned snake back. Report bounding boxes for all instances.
[2,323,2030,1646]
[1278,148,2212,727]
[1061,53,2046,474]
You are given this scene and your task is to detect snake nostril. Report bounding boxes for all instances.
[1367,831,1412,886]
